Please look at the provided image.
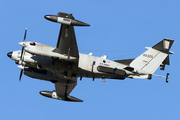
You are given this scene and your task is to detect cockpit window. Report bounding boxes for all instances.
[30,42,36,46]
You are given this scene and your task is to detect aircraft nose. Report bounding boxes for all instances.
[7,52,12,58]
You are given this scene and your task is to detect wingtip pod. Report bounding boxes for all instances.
[40,91,83,102]
[71,19,90,26]
[67,95,83,102]
[44,12,90,26]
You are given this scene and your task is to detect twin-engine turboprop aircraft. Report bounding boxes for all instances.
[7,12,174,102]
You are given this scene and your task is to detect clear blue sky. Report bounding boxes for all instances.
[1,0,180,120]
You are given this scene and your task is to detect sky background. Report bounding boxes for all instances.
[1,0,180,120]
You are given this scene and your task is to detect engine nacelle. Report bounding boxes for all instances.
[24,52,52,66]
[24,68,75,84]
[10,50,52,67]
[24,42,78,61]
[24,68,58,82]
[39,91,83,102]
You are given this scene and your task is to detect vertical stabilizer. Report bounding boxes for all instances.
[129,39,174,74]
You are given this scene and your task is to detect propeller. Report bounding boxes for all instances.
[20,28,27,61]
[19,28,27,81]
[19,69,23,81]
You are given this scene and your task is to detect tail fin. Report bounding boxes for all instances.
[129,39,174,74]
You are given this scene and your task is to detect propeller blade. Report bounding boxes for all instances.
[20,46,24,61]
[23,28,27,42]
[19,69,23,81]
[19,28,27,81]
[20,28,27,62]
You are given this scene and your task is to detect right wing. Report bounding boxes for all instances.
[55,78,76,99]
[54,77,83,102]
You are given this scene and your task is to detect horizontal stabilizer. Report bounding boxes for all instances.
[115,59,134,65]
[152,38,174,53]
[160,55,170,70]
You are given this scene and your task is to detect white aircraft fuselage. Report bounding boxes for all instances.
[9,43,138,83]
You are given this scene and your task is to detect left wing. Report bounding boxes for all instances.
[53,13,79,59]
[43,12,89,61]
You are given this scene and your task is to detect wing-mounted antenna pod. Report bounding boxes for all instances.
[40,91,83,102]
[57,12,75,19]
[44,12,90,26]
